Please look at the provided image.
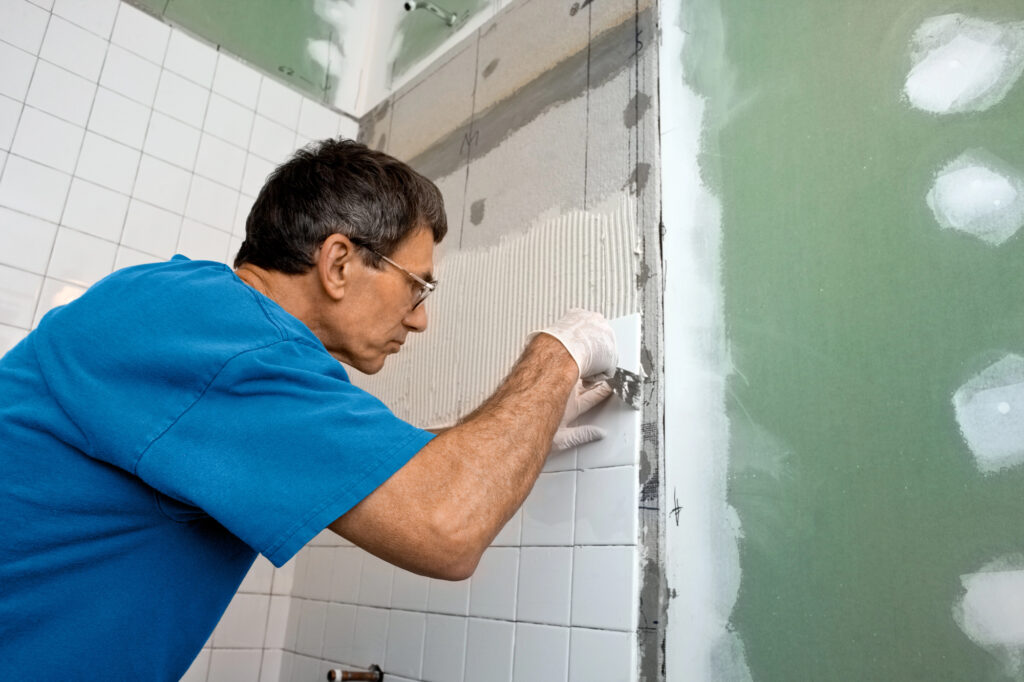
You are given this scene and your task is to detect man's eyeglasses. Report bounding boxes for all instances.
[355,241,437,309]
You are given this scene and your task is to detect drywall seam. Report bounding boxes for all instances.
[348,195,639,429]
[660,0,750,680]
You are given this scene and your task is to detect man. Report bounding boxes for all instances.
[0,139,616,680]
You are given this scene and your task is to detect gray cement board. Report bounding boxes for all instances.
[357,97,393,154]
[431,168,469,260]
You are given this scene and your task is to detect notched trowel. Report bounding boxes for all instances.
[607,367,643,411]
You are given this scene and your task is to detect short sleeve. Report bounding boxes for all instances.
[134,339,434,567]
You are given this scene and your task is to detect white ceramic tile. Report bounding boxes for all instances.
[517,546,572,626]
[52,0,118,39]
[25,61,96,127]
[87,87,149,149]
[469,547,519,620]
[338,115,358,140]
[32,276,84,327]
[213,593,270,648]
[492,508,522,546]
[521,470,575,546]
[575,466,637,545]
[113,245,156,270]
[0,1,49,54]
[568,628,635,682]
[571,545,636,631]
[134,154,191,213]
[12,107,83,174]
[303,546,335,601]
[249,114,296,163]
[295,599,327,657]
[177,218,229,263]
[194,133,245,188]
[110,3,169,65]
[100,45,160,106]
[207,649,262,682]
[264,595,290,648]
[0,155,70,222]
[391,568,429,612]
[0,264,43,328]
[283,597,302,651]
[322,602,356,664]
[543,445,578,473]
[241,153,276,197]
[121,199,180,258]
[0,42,36,101]
[329,546,365,604]
[25,0,53,9]
[61,178,128,241]
[257,76,301,129]
[143,112,199,169]
[0,149,6,175]
[75,132,139,194]
[298,98,341,140]
[0,206,56,273]
[513,623,570,682]
[227,235,241,264]
[0,323,28,355]
[213,54,260,109]
[385,610,426,679]
[47,227,115,287]
[422,613,466,682]
[39,17,106,82]
[204,93,254,148]
[291,655,319,682]
[0,96,20,149]
[351,607,388,668]
[426,576,471,616]
[179,648,209,682]
[238,555,275,593]
[465,618,514,682]
[259,649,283,682]
[185,174,238,230]
[164,30,216,88]
[357,552,394,608]
[233,193,254,238]
[154,70,209,129]
[309,529,342,546]
[272,557,297,595]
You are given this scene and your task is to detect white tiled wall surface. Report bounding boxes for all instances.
[263,316,641,682]
[0,0,358,357]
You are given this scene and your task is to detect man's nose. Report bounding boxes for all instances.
[403,302,428,332]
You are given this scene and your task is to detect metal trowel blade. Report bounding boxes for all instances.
[607,367,642,411]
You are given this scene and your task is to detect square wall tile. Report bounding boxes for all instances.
[0,324,28,355]
[391,568,429,612]
[517,546,572,626]
[185,175,238,230]
[569,628,635,682]
[134,154,191,213]
[351,607,388,668]
[575,466,637,545]
[233,193,255,238]
[113,245,157,270]
[291,655,320,682]
[521,470,575,546]
[39,17,107,82]
[422,614,467,682]
[204,93,254,148]
[426,576,470,616]
[257,76,301,129]
[465,618,514,682]
[357,551,394,608]
[0,264,43,328]
[0,1,49,55]
[61,178,129,242]
[238,555,275,593]
[272,557,297,595]
[571,545,636,631]
[384,610,426,680]
[241,153,275,197]
[25,61,96,127]
[154,70,209,129]
[322,602,356,664]
[249,115,296,163]
[143,112,200,169]
[295,599,327,658]
[0,96,20,150]
[0,42,36,100]
[32,277,84,327]
[469,547,519,620]
[302,546,336,601]
[492,508,522,546]
[101,45,160,106]
[177,219,229,263]
[259,649,283,682]
[46,227,115,287]
[297,98,340,140]
[330,546,365,604]
[212,592,269,648]
[12,106,84,174]
[338,115,358,139]
[88,87,149,149]
[264,595,291,648]
[111,3,169,65]
[513,623,569,682]
[52,0,119,39]
[75,132,140,195]
[213,54,261,109]
[164,30,217,88]
[194,133,245,188]
[207,649,262,682]
[543,446,577,473]
[0,206,56,274]
[283,597,302,651]
[179,648,209,682]
[0,155,71,222]
[121,199,181,258]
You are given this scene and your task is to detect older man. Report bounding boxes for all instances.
[0,139,615,680]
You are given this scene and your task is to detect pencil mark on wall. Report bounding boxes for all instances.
[926,149,1024,246]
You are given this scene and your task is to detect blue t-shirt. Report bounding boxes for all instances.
[0,256,433,680]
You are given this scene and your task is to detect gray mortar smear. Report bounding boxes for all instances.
[406,8,653,180]
[482,58,500,78]
[469,198,486,225]
[625,91,652,128]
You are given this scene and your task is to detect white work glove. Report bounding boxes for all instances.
[552,379,613,451]
[531,308,618,381]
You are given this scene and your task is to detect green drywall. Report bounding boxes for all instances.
[391,0,489,79]
[694,0,1024,679]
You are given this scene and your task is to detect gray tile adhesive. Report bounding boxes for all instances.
[349,196,640,428]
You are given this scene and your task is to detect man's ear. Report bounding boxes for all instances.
[316,233,357,302]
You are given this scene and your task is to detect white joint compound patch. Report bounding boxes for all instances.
[348,196,639,428]
[926,149,1024,245]
[953,354,1024,473]
[955,557,1024,677]
[904,14,1024,115]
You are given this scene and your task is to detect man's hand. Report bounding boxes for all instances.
[532,309,617,380]
[552,379,613,450]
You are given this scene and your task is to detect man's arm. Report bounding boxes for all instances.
[329,333,578,580]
